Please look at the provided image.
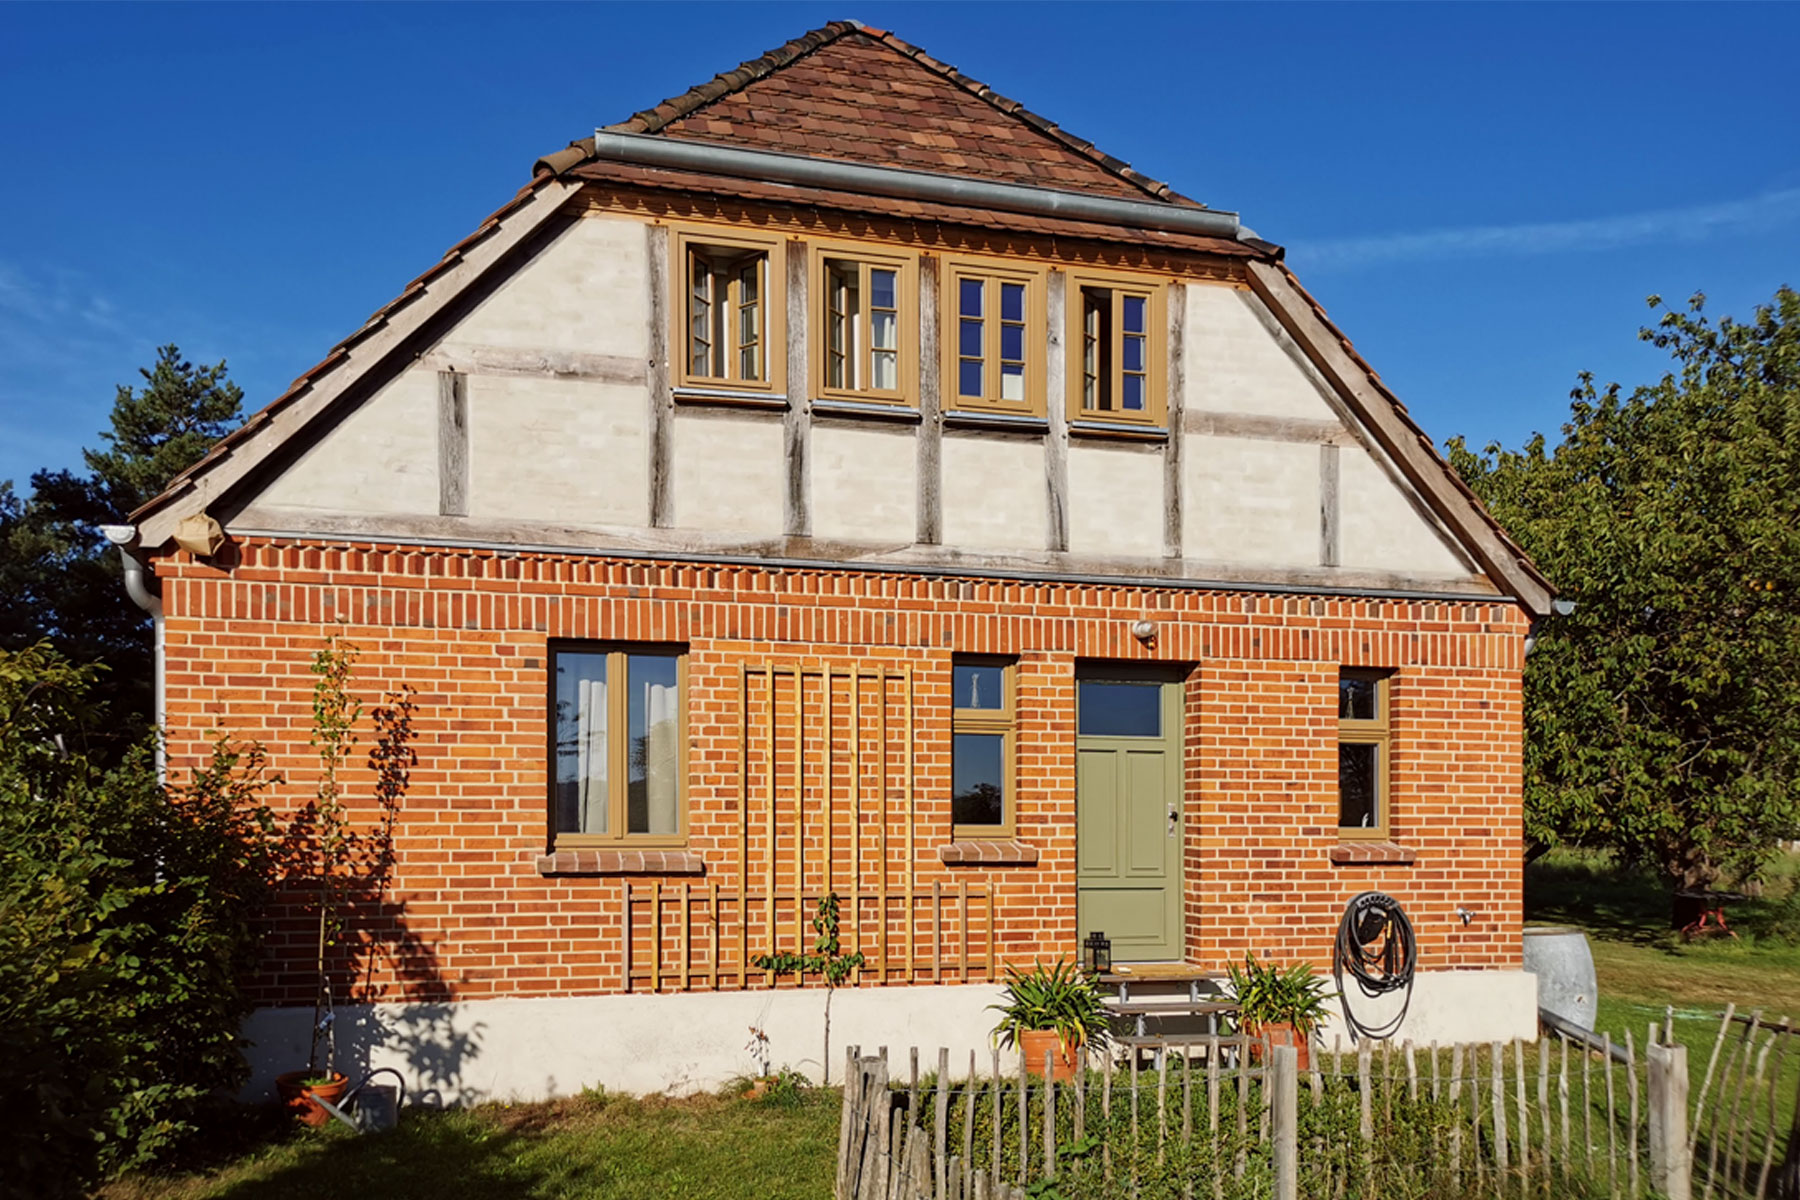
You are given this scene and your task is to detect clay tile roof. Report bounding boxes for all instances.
[605,20,1202,207]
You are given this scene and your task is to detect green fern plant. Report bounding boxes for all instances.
[988,959,1112,1055]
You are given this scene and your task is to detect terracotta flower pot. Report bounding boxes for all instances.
[1246,1022,1312,1071]
[275,1070,350,1127]
[1019,1029,1079,1081]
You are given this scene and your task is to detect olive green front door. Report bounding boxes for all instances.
[1075,671,1184,963]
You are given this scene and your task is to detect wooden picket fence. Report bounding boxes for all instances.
[834,1016,1800,1200]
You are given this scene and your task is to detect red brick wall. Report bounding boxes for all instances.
[157,539,1526,1008]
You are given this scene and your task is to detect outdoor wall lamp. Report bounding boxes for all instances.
[1131,620,1158,643]
[1083,930,1112,975]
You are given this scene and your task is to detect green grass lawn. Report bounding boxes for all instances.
[100,1086,840,1200]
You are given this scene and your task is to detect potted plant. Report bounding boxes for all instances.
[1225,952,1335,1070]
[989,959,1112,1081]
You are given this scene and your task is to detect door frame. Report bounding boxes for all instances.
[1073,663,1186,964]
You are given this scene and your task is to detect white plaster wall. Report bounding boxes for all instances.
[941,435,1045,554]
[258,367,440,514]
[1185,285,1340,420]
[811,423,917,544]
[1337,446,1472,576]
[241,983,1008,1103]
[1314,970,1539,1049]
[1183,435,1318,566]
[441,215,650,359]
[466,376,649,526]
[239,970,1536,1105]
[672,413,785,536]
[1067,443,1163,559]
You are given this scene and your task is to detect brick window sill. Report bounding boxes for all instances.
[937,840,1039,866]
[1329,842,1417,865]
[536,849,707,876]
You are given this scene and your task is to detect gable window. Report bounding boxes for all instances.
[1337,669,1390,840]
[814,243,916,404]
[674,228,782,396]
[552,645,687,845]
[951,657,1015,836]
[1066,271,1164,427]
[944,260,1045,415]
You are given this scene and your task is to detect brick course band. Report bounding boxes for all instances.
[536,850,708,876]
[937,840,1040,865]
[1328,842,1419,866]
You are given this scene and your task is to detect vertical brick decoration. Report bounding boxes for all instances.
[157,539,1526,1008]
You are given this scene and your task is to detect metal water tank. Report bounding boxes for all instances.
[1522,925,1597,1031]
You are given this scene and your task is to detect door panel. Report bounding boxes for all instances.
[1075,671,1183,962]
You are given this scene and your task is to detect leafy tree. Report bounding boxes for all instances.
[1450,287,1800,892]
[0,346,243,741]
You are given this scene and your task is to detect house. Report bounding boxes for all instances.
[121,22,1549,1100]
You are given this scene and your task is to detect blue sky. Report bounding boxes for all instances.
[2,2,1796,490]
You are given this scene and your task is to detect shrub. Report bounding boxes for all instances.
[0,645,278,1198]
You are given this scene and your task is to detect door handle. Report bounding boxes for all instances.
[1168,806,1179,837]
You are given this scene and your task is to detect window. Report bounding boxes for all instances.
[1066,271,1164,427]
[944,261,1045,415]
[1337,670,1390,839]
[951,658,1015,836]
[814,243,916,404]
[551,645,686,845]
[674,228,782,395]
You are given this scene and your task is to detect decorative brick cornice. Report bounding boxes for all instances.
[1328,842,1417,866]
[937,840,1039,866]
[536,849,707,876]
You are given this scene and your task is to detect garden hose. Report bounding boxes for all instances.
[1332,891,1418,1043]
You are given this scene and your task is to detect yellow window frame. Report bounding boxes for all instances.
[942,258,1047,417]
[811,239,918,407]
[950,656,1017,839]
[1337,668,1391,841]
[672,225,785,396]
[1064,268,1167,428]
[548,643,691,850]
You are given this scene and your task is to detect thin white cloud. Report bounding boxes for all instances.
[1291,187,1800,270]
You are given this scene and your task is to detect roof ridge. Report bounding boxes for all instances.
[602,20,1200,207]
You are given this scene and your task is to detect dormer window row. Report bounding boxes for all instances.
[671,224,1167,429]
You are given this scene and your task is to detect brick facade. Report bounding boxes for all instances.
[158,537,1525,1009]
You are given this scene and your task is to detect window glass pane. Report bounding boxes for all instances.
[626,654,681,835]
[959,318,984,359]
[1000,323,1023,362]
[689,268,713,376]
[952,732,1005,827]
[1000,282,1024,323]
[1339,742,1379,828]
[872,309,897,352]
[1001,364,1025,402]
[1078,681,1162,737]
[1123,294,1146,334]
[871,350,898,390]
[953,663,1005,710]
[960,277,983,317]
[1122,334,1144,373]
[554,652,609,834]
[959,360,984,398]
[1121,372,1145,411]
[870,268,897,311]
[1339,676,1378,720]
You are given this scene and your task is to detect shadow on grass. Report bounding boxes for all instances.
[1526,849,1800,951]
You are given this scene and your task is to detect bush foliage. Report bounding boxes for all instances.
[0,644,278,1198]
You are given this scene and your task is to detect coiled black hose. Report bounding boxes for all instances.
[1332,891,1418,1043]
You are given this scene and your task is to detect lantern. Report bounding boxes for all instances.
[1083,930,1112,976]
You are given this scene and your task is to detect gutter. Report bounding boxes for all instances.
[562,130,1248,242]
[100,524,166,778]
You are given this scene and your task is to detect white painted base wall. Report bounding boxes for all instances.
[240,969,1538,1105]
